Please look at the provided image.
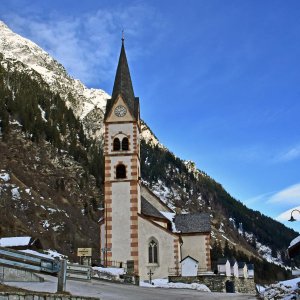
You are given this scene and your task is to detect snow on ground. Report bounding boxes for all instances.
[11,187,21,199]
[258,277,300,299]
[140,278,210,292]
[21,249,65,260]
[289,235,300,248]
[92,267,125,281]
[0,171,10,182]
[93,267,124,276]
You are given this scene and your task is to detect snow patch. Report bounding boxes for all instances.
[140,278,210,292]
[0,171,10,182]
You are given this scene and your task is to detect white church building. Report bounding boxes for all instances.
[99,38,211,280]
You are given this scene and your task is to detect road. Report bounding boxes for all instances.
[6,274,258,300]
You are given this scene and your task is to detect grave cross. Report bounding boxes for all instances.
[147,269,154,284]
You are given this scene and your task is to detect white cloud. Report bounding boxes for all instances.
[268,183,300,205]
[244,190,275,205]
[276,205,300,222]
[3,3,165,87]
[275,145,300,162]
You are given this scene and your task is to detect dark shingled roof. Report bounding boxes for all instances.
[217,258,229,265]
[104,40,139,121]
[173,213,210,233]
[141,196,168,220]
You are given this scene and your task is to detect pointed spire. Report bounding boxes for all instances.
[111,35,135,112]
[104,36,139,121]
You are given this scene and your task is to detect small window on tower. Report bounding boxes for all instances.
[113,138,121,151]
[116,164,126,179]
[122,137,129,150]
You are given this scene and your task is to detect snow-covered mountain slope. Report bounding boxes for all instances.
[0,20,109,139]
[0,20,163,144]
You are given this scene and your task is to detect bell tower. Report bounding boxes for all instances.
[101,38,141,273]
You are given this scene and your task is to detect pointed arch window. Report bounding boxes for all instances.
[113,138,121,151]
[122,137,129,150]
[116,164,126,179]
[148,239,158,264]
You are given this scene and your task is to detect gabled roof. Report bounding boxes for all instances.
[141,184,174,213]
[141,196,169,220]
[104,39,139,121]
[173,213,210,233]
[247,264,254,270]
[217,258,229,265]
[180,255,199,263]
[238,262,246,268]
[229,258,237,266]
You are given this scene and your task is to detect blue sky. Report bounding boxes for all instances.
[1,0,300,233]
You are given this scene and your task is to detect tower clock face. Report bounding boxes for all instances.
[114,105,127,117]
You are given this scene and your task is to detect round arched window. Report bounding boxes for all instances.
[113,138,121,151]
[116,164,126,179]
[122,137,129,150]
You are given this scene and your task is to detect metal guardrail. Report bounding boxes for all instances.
[66,263,91,281]
[0,246,59,273]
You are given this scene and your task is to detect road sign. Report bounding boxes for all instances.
[77,248,92,257]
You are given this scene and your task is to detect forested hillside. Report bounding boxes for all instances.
[0,22,299,283]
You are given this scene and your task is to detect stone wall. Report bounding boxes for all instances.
[0,292,99,300]
[0,266,43,282]
[169,275,256,294]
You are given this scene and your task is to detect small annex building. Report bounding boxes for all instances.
[99,39,211,280]
[180,255,199,277]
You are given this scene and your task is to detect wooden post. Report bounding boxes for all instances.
[57,259,67,293]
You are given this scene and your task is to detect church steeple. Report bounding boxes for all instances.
[105,38,139,121]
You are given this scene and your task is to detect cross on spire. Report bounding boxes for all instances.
[122,30,124,44]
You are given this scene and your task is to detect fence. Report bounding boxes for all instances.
[95,258,127,270]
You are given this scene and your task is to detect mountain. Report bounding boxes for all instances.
[0,20,298,282]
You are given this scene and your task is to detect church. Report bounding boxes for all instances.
[99,38,211,280]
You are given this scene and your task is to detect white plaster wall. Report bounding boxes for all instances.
[141,186,171,212]
[181,258,198,276]
[111,181,131,263]
[225,262,231,276]
[153,220,168,228]
[138,217,175,280]
[108,123,134,155]
[181,235,208,270]
[232,263,239,277]
[218,264,226,274]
